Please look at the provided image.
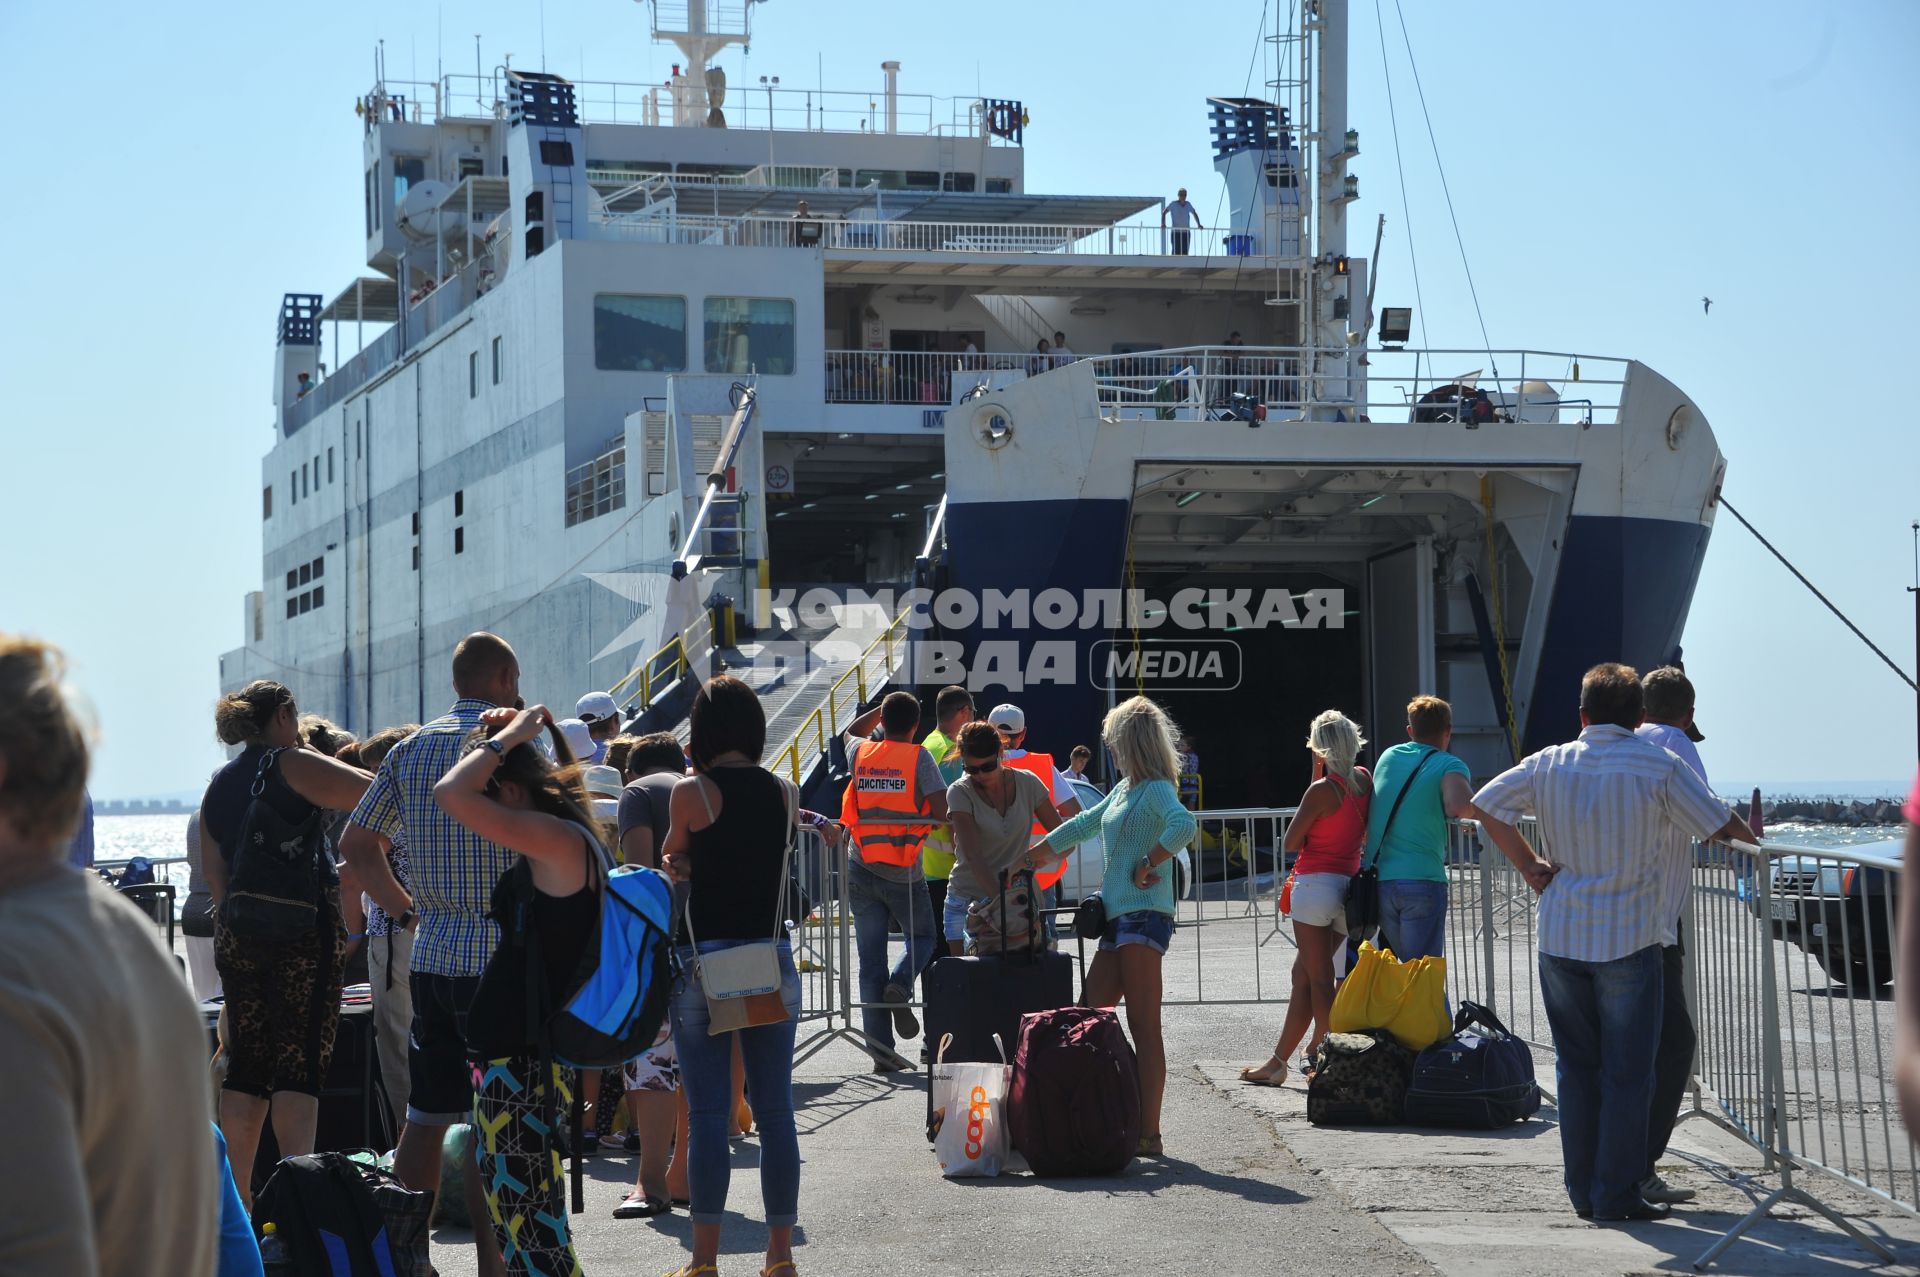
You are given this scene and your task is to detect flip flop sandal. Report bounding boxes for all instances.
[1239,1057,1289,1087]
[660,1266,719,1277]
[614,1192,672,1219]
[761,1263,798,1277]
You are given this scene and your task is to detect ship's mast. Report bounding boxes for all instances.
[644,0,756,127]
[1269,0,1363,411]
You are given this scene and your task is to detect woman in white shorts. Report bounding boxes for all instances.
[1241,710,1372,1086]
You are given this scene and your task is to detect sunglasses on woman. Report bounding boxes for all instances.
[963,758,999,775]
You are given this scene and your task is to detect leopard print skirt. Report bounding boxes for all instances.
[214,886,347,1097]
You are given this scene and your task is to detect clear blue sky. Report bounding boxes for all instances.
[2,0,1915,800]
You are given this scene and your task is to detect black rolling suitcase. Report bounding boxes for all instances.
[924,870,1076,1139]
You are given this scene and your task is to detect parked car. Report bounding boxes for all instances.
[1049,776,1194,906]
[1751,841,1900,990]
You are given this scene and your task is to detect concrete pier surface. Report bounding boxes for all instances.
[426,996,1917,1275]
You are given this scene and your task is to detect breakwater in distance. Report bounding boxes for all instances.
[1760,796,1906,828]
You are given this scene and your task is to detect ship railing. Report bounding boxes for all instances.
[822,349,1059,405]
[766,605,914,788]
[1085,345,1629,427]
[369,74,1015,140]
[608,608,717,716]
[590,210,1186,256]
[285,236,508,437]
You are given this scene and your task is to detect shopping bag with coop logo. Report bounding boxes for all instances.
[931,1033,1009,1178]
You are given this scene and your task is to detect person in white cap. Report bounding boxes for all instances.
[557,718,597,767]
[988,704,1081,933]
[575,692,621,765]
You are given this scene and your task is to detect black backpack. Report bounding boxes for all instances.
[1403,1001,1542,1128]
[253,1152,432,1277]
[221,749,329,944]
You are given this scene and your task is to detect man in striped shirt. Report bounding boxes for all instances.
[342,632,521,1277]
[1471,663,1756,1222]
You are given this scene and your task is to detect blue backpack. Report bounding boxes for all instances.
[503,835,678,1070]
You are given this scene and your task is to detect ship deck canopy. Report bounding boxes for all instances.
[319,278,401,325]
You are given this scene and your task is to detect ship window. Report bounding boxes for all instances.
[411,511,420,535]
[985,177,1012,194]
[263,486,273,520]
[287,599,298,619]
[290,470,297,505]
[412,545,420,571]
[704,297,795,376]
[525,226,544,258]
[454,527,465,555]
[492,336,503,385]
[942,171,977,192]
[356,419,362,460]
[539,140,575,167]
[286,569,298,590]
[365,165,376,237]
[469,351,479,398]
[458,155,484,180]
[311,585,324,608]
[525,191,544,223]
[594,294,687,372]
[393,155,426,205]
[311,556,324,579]
[454,489,464,517]
[301,463,309,499]
[298,592,312,615]
[299,562,311,586]
[327,447,334,485]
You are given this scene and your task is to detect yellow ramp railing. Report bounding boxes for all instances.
[768,608,914,786]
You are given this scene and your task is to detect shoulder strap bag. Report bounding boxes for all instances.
[684,772,797,1035]
[1343,749,1438,942]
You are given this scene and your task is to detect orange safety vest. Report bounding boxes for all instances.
[1004,751,1071,890]
[841,738,934,868]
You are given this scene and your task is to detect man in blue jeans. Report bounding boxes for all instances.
[1471,664,1756,1222]
[842,692,947,1071]
[1364,696,1474,961]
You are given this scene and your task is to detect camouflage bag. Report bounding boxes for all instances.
[1306,1029,1416,1126]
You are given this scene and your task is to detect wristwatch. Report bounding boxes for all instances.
[484,737,507,759]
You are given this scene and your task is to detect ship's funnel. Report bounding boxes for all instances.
[882,60,900,134]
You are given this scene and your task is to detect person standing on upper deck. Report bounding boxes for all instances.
[1051,331,1076,366]
[1632,665,1715,1208]
[1365,696,1473,963]
[1471,663,1757,1223]
[1162,189,1202,255]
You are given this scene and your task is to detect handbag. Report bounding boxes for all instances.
[1328,940,1451,1051]
[1343,747,1438,940]
[1071,892,1107,942]
[685,772,797,1035]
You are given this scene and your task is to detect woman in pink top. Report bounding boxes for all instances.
[1241,710,1372,1086]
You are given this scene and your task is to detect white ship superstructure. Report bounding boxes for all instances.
[223,0,1725,805]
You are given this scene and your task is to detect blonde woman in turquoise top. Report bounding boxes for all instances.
[1028,696,1197,1157]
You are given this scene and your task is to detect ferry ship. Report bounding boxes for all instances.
[220,0,1726,807]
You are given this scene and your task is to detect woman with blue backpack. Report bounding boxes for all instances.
[434,703,614,1276]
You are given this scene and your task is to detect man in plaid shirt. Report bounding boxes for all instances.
[342,632,520,1277]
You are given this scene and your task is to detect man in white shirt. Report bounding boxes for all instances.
[1633,666,1713,1205]
[1472,663,1756,1223]
[1050,331,1075,366]
[1161,188,1202,255]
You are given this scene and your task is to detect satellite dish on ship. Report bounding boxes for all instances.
[397,181,458,241]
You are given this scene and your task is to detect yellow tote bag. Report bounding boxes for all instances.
[1328,941,1450,1051]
